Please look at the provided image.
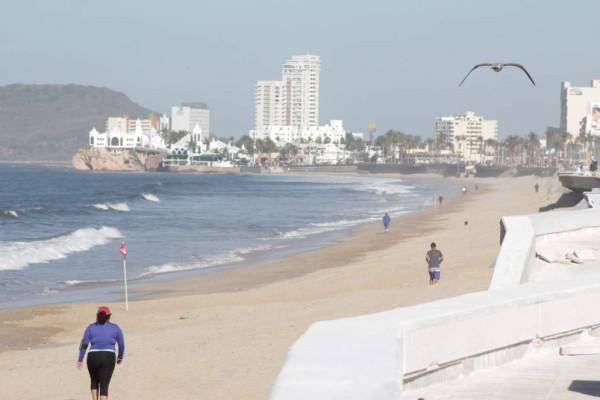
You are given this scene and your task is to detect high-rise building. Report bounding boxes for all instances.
[561,80,600,136]
[127,117,155,134]
[106,116,129,133]
[434,111,498,162]
[282,54,320,128]
[254,54,320,130]
[171,102,210,141]
[255,81,287,130]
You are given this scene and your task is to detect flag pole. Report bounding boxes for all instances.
[120,241,129,311]
[123,256,129,311]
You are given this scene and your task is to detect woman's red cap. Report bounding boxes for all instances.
[97,306,111,315]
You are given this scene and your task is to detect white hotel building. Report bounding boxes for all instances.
[89,116,166,151]
[171,102,210,142]
[251,54,350,146]
[434,111,498,162]
[254,54,320,131]
[250,120,346,145]
[561,80,600,137]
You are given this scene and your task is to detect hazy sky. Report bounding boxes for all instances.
[2,0,600,139]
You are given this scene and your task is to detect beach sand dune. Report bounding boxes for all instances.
[0,175,566,400]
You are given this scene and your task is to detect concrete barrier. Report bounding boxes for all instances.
[268,208,600,399]
[490,208,600,290]
[269,281,600,399]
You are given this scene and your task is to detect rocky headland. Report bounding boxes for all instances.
[72,148,164,172]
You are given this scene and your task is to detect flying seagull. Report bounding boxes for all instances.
[459,63,536,86]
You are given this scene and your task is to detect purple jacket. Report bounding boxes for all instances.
[78,322,125,362]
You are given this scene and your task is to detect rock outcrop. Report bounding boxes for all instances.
[72,148,164,172]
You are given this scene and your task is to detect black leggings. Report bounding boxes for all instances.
[87,351,116,396]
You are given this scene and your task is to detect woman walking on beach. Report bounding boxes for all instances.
[77,306,125,400]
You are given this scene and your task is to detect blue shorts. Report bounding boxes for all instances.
[429,270,440,280]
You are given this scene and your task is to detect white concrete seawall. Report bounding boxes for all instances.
[269,208,600,400]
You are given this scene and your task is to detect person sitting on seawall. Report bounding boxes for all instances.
[590,158,598,176]
[77,306,125,400]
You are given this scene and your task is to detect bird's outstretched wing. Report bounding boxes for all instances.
[459,63,492,86]
[503,63,536,86]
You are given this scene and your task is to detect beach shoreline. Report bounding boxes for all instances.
[0,174,566,400]
[0,171,459,310]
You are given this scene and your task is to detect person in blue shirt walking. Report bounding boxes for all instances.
[77,306,125,400]
[382,212,391,233]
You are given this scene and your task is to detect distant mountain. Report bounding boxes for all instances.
[0,84,155,161]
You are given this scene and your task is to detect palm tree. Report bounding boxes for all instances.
[503,135,522,166]
[526,132,540,166]
[483,138,498,161]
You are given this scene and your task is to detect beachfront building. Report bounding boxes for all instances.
[255,80,287,130]
[282,54,320,128]
[171,102,210,141]
[89,117,166,152]
[249,120,346,146]
[159,114,170,132]
[561,80,600,136]
[254,54,320,130]
[434,111,498,162]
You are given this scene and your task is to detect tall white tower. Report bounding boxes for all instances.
[254,80,287,130]
[282,54,320,128]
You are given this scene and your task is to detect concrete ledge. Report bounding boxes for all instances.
[490,208,600,290]
[269,281,600,399]
[269,208,600,399]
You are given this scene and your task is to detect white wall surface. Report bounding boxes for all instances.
[269,208,600,400]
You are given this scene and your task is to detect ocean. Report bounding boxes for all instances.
[0,164,459,308]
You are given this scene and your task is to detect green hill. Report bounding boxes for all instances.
[0,84,155,161]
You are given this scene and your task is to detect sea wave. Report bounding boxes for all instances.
[93,202,130,212]
[141,252,244,277]
[140,193,160,202]
[354,179,415,196]
[1,210,19,218]
[62,278,120,287]
[279,217,376,239]
[0,226,123,271]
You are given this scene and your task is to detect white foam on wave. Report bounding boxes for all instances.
[280,217,376,239]
[352,179,415,196]
[93,202,130,212]
[0,226,123,271]
[1,209,20,217]
[140,193,160,202]
[62,278,120,287]
[141,251,244,277]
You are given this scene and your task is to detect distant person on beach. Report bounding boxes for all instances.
[438,195,443,206]
[382,212,391,232]
[534,182,539,193]
[426,242,443,285]
[461,186,467,195]
[475,184,479,191]
[77,306,125,400]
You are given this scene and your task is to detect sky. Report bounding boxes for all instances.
[2,0,600,139]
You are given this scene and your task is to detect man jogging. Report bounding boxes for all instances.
[426,242,443,285]
[382,213,391,233]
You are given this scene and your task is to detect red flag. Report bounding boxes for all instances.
[119,241,127,258]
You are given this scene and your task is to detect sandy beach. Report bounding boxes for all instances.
[0,174,567,400]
